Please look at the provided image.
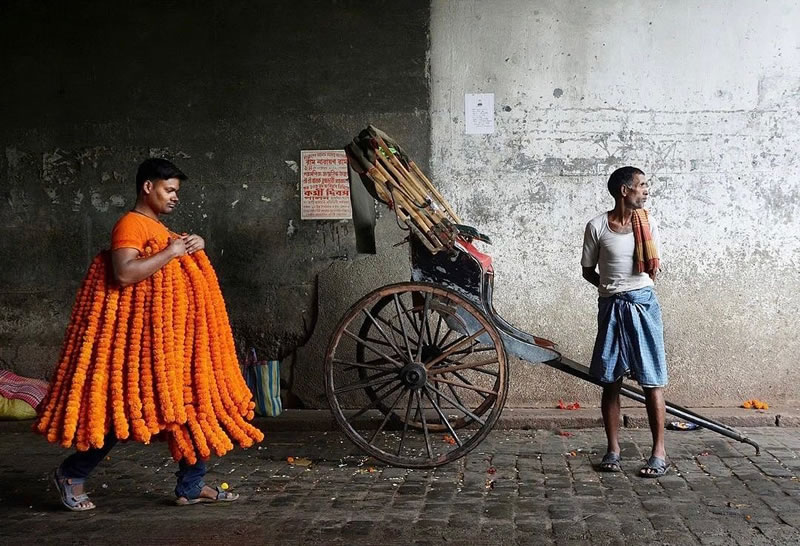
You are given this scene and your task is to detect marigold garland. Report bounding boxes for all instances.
[37,256,102,440]
[34,240,264,460]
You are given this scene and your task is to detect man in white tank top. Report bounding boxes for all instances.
[581,167,669,478]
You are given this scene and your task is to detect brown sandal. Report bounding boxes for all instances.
[175,486,239,506]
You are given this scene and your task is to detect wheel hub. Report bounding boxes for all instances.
[400,362,428,389]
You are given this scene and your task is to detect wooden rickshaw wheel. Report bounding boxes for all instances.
[324,282,509,468]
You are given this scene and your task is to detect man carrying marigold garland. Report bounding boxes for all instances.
[41,158,262,511]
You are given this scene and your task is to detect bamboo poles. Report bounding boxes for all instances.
[346,125,462,253]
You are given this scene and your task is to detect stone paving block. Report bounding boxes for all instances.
[684,516,728,536]
[483,501,514,520]
[618,515,655,537]
[754,522,800,543]
[733,530,775,546]
[697,536,735,545]
[478,521,516,543]
[648,513,689,532]
[5,428,800,544]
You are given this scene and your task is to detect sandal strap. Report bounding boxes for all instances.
[644,456,667,469]
[215,487,236,500]
[601,452,620,464]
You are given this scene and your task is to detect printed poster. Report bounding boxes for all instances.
[300,150,352,220]
[465,93,495,134]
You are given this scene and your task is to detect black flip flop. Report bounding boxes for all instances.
[598,452,622,473]
[639,456,669,478]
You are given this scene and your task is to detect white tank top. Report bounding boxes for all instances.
[581,212,659,297]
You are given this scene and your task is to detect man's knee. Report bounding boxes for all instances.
[643,386,664,398]
[602,379,623,395]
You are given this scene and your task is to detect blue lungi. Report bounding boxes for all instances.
[590,286,668,387]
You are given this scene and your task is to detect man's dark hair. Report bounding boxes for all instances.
[135,158,187,194]
[607,166,644,198]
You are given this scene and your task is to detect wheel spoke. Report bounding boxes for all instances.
[363,308,410,365]
[441,347,499,367]
[347,381,405,422]
[437,327,455,348]
[424,312,435,346]
[426,381,488,426]
[415,292,432,362]
[397,390,415,456]
[447,346,496,357]
[439,336,480,355]
[450,369,491,398]
[423,386,462,447]
[470,366,499,378]
[431,375,497,396]
[443,375,468,413]
[334,358,395,372]
[432,313,444,345]
[370,387,408,443]
[343,329,404,368]
[334,369,397,395]
[393,294,415,363]
[428,357,500,376]
[415,389,433,459]
[372,314,420,349]
[396,291,420,333]
[363,336,395,349]
[424,328,487,369]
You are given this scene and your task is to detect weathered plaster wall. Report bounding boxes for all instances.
[430,1,800,406]
[0,1,429,392]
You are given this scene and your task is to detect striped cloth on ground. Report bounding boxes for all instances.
[0,370,49,409]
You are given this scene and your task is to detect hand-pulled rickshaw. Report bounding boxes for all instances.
[323,126,760,469]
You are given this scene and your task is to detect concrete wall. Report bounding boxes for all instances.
[3,0,798,409]
[0,1,430,392]
[430,1,800,406]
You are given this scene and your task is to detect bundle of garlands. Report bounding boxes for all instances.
[34,239,264,464]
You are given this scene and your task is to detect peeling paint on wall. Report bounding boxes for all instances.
[430,0,800,406]
[1,0,432,403]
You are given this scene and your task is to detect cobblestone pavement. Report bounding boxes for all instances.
[2,426,800,545]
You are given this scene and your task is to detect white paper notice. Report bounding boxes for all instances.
[465,93,495,134]
[300,150,353,220]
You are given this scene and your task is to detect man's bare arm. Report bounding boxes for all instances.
[112,238,187,287]
[582,266,600,287]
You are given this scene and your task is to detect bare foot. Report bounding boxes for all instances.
[197,485,221,500]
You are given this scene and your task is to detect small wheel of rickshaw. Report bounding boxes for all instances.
[324,282,509,468]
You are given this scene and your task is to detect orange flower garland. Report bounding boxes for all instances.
[139,263,160,436]
[87,287,118,448]
[110,285,133,440]
[34,239,264,460]
[126,282,148,441]
[62,266,107,448]
[37,255,102,439]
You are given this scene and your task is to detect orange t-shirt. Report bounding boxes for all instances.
[111,212,172,254]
